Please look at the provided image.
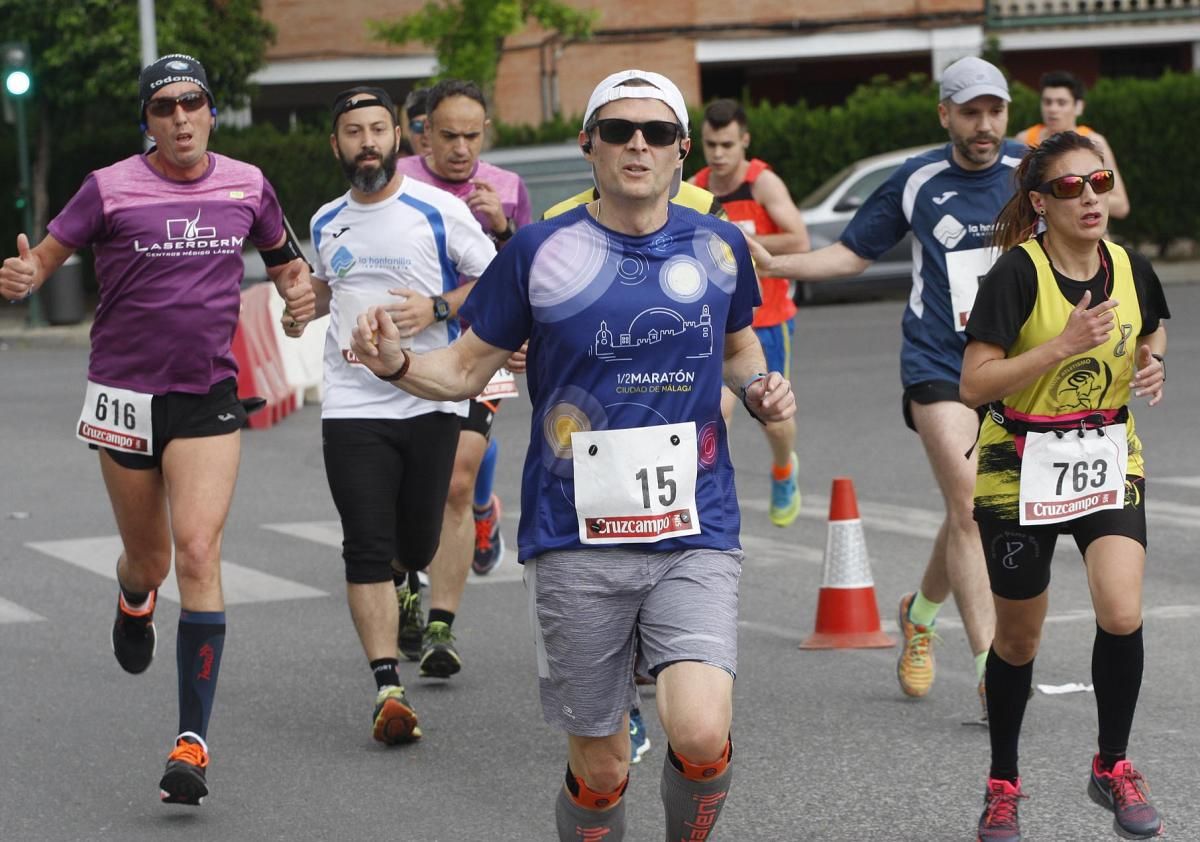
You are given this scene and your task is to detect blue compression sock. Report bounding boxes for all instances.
[474,438,499,510]
[177,610,226,741]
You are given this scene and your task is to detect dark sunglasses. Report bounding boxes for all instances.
[146,91,210,119]
[593,118,683,147]
[1035,169,1115,199]
[408,118,426,134]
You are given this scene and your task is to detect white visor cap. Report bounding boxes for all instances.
[582,70,690,134]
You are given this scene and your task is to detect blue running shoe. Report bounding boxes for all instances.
[629,709,651,765]
[472,494,506,575]
[769,452,801,527]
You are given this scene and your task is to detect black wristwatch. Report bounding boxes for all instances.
[1151,352,1165,381]
[431,295,451,322]
[491,219,514,243]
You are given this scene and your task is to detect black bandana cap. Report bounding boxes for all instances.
[139,54,214,121]
[332,86,397,130]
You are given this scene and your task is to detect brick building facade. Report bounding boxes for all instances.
[253,0,1199,128]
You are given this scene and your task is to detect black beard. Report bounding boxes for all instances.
[339,146,397,194]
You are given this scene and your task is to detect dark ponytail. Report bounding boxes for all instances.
[992,131,1101,252]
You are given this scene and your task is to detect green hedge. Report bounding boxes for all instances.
[2,70,1195,257]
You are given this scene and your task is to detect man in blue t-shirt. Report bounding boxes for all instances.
[350,69,794,842]
[753,56,1024,716]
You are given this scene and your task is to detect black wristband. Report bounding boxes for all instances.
[1151,352,1165,381]
[378,349,411,382]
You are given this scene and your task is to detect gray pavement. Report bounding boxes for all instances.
[2,283,1199,841]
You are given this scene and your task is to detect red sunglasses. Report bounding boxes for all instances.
[1034,169,1115,199]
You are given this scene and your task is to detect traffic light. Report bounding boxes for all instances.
[3,42,32,98]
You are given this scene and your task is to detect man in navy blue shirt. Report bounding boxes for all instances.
[754,56,1024,717]
[350,69,795,842]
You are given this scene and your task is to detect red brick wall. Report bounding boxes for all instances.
[495,39,700,126]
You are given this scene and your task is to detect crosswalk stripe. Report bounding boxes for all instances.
[260,522,526,583]
[26,536,328,605]
[0,596,44,624]
[741,603,1200,642]
[1157,476,1200,489]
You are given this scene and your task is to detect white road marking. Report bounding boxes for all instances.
[740,604,1200,641]
[1156,476,1200,489]
[0,596,44,624]
[25,536,327,605]
[260,521,525,583]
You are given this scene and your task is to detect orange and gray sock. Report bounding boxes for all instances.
[661,738,733,840]
[555,766,627,841]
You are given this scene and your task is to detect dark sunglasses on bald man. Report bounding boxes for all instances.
[145,91,210,119]
[1035,169,1115,200]
[593,118,683,147]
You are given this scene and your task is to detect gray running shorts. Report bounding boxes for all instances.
[524,546,742,737]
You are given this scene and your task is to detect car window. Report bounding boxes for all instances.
[841,163,900,205]
[798,164,855,209]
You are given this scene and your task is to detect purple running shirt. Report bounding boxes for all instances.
[394,155,532,235]
[47,152,285,394]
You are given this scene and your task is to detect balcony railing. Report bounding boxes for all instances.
[989,0,1200,26]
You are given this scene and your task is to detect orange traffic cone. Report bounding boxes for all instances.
[799,477,894,649]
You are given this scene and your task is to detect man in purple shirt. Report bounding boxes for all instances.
[0,53,315,807]
[390,79,532,679]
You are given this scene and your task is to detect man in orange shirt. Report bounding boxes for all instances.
[691,99,810,526]
[1016,70,1129,218]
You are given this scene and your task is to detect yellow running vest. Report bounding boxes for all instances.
[973,239,1144,520]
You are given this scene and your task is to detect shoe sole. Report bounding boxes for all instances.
[472,524,506,576]
[112,619,157,675]
[420,649,462,679]
[896,596,933,698]
[1087,778,1164,839]
[768,497,800,528]
[159,764,207,806]
[373,698,422,745]
[398,635,423,662]
[630,738,651,764]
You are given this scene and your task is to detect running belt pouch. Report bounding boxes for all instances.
[240,397,267,416]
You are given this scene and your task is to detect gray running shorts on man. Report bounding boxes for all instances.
[525,546,742,737]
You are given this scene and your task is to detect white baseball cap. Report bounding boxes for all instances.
[939,56,1011,104]
[582,70,690,133]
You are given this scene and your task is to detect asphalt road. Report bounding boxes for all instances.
[2,286,1198,841]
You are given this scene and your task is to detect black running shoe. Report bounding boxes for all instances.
[112,590,157,674]
[1088,756,1163,839]
[419,620,461,678]
[396,582,424,662]
[159,733,209,806]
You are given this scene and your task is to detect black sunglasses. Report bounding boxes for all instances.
[146,91,210,119]
[593,118,683,147]
[408,118,426,134]
[1035,169,1115,200]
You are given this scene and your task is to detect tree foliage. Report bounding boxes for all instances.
[370,0,594,94]
[0,0,275,236]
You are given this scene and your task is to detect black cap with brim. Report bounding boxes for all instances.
[139,54,214,122]
[332,87,397,130]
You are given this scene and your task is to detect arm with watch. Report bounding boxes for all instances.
[723,325,796,424]
[381,279,478,338]
[1133,324,1167,407]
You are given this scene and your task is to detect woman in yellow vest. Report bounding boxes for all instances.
[959,131,1169,841]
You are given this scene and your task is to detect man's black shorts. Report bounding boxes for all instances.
[93,378,246,471]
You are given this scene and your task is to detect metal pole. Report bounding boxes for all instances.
[139,0,157,151]
[14,94,43,326]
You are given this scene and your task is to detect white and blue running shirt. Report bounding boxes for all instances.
[310,177,496,420]
[839,140,1025,387]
